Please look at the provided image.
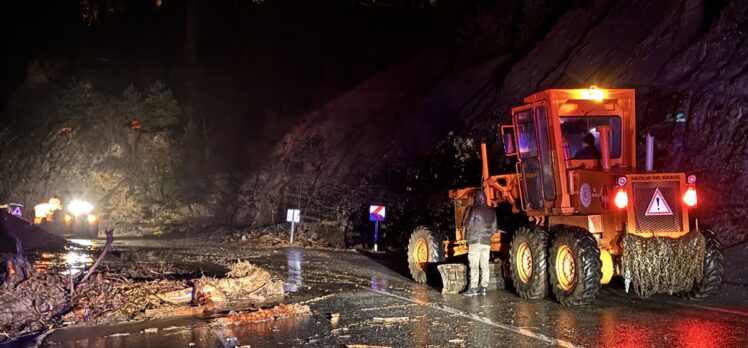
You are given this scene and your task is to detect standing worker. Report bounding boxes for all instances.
[462,191,497,296]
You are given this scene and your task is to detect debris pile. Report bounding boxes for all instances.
[0,229,183,339]
[230,224,331,248]
[157,260,284,308]
[0,253,284,342]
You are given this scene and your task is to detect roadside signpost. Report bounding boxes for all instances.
[286,209,301,243]
[369,205,385,251]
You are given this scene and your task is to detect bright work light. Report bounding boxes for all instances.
[68,200,94,216]
[580,85,605,101]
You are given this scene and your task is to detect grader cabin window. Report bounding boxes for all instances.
[516,107,554,210]
[560,116,622,160]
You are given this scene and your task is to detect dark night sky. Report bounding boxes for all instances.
[1,0,481,169]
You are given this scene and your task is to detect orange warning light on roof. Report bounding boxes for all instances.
[578,85,605,101]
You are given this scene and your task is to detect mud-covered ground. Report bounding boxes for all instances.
[5,234,748,348]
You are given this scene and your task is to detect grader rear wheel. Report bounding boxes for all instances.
[509,226,548,299]
[549,227,602,306]
[680,228,724,299]
[407,227,444,283]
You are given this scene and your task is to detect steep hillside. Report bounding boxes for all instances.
[235,0,748,247]
[234,46,506,244]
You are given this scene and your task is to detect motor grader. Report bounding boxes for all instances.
[407,87,723,305]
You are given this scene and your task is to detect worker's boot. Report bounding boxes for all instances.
[479,287,487,296]
[462,288,479,297]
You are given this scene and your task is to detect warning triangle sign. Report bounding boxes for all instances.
[645,188,673,216]
[11,207,22,217]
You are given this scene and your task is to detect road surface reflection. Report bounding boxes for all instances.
[284,249,302,292]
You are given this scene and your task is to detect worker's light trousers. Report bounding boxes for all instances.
[468,243,491,289]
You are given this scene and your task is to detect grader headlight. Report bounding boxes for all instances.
[68,199,94,216]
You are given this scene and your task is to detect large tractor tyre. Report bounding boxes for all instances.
[680,228,724,300]
[549,227,602,306]
[509,226,549,299]
[407,227,444,283]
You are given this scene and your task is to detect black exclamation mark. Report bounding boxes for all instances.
[656,197,661,210]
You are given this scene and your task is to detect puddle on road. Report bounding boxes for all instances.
[370,276,388,291]
[597,308,745,347]
[284,249,303,292]
[32,238,95,275]
[215,313,313,347]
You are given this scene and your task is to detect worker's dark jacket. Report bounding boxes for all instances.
[465,191,498,245]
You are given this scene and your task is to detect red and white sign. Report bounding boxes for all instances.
[645,188,673,216]
[369,205,386,222]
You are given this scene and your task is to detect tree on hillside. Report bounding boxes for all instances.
[58,80,181,132]
[140,81,182,131]
[57,79,96,126]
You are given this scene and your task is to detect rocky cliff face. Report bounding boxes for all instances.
[235,0,748,246]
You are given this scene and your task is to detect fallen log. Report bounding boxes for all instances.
[143,305,207,320]
[157,260,284,306]
[157,284,227,305]
[212,304,311,326]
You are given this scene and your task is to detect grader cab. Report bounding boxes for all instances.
[406,87,723,305]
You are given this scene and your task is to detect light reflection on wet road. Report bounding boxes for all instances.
[284,249,303,293]
[32,238,96,275]
[19,241,748,348]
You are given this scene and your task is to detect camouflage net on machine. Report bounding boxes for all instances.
[622,231,705,298]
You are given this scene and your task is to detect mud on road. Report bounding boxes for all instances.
[8,237,748,347]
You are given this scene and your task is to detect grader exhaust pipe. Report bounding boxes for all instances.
[596,125,612,171]
[645,132,655,172]
[481,143,494,204]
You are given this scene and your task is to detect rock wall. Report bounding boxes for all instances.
[235,0,748,246]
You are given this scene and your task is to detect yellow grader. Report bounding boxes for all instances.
[407,87,723,305]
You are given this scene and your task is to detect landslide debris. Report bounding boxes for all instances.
[0,250,284,343]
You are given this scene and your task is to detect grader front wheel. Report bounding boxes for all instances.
[407,227,444,283]
[549,227,602,306]
[680,228,724,299]
[509,226,548,299]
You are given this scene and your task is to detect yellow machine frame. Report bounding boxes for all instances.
[443,87,695,285]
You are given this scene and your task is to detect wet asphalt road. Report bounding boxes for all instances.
[12,238,748,347]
